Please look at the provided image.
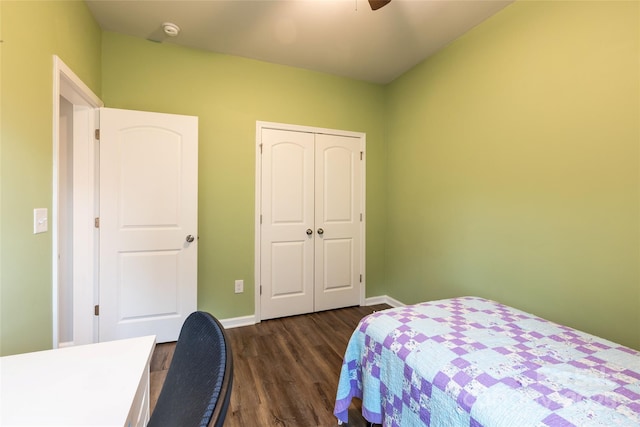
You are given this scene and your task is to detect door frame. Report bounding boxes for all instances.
[254,121,366,322]
[52,56,103,347]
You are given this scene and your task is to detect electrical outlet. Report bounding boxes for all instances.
[234,279,244,294]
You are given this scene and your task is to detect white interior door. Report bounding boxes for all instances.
[260,129,315,319]
[314,134,362,311]
[99,107,198,343]
[259,125,364,320]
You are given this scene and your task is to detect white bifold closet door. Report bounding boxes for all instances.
[260,127,363,320]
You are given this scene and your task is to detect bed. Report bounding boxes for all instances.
[334,296,640,426]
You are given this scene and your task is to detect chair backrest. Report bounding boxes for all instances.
[148,311,233,427]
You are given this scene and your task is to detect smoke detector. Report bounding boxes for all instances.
[162,22,180,37]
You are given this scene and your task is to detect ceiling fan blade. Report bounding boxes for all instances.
[369,0,391,10]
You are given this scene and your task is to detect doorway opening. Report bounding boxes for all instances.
[52,56,103,347]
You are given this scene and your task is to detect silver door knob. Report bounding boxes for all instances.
[186,235,195,243]
[317,228,324,235]
[306,229,313,236]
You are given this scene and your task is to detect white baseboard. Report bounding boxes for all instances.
[219,295,405,329]
[219,314,256,329]
[58,341,74,348]
[365,295,405,308]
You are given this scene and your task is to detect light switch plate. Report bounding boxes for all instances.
[234,279,244,294]
[34,208,48,234]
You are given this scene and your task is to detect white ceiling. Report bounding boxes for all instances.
[85,0,513,84]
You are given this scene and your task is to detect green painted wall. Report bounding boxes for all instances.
[2,0,638,355]
[101,33,387,320]
[385,1,640,349]
[0,1,102,355]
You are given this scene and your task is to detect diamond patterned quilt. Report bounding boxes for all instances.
[334,297,640,426]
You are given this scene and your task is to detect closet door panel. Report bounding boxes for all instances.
[314,134,361,311]
[260,129,315,320]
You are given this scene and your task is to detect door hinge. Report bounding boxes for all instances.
[94,217,100,228]
[260,143,263,154]
[360,213,363,222]
[260,285,262,296]
[260,214,262,224]
[94,305,99,316]
[95,129,100,140]
[360,274,363,283]
[360,151,363,160]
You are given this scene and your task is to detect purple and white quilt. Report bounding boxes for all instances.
[334,297,640,426]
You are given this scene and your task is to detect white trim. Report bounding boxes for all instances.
[254,122,262,323]
[55,57,102,108]
[219,295,401,330]
[254,121,367,322]
[72,106,99,345]
[52,55,103,348]
[359,136,367,307]
[365,295,405,308]
[219,315,256,330]
[257,121,366,139]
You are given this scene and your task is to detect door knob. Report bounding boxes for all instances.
[306,229,313,236]
[186,234,195,243]
[317,228,324,235]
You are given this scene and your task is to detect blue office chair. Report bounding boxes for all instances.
[148,311,233,427]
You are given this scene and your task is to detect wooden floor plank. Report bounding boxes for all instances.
[150,304,389,426]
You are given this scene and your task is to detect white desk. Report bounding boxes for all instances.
[0,335,156,427]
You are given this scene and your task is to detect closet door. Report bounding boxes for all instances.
[314,134,362,311]
[259,126,363,320]
[260,129,315,320]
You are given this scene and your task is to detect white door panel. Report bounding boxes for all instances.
[271,242,307,295]
[314,134,361,311]
[270,141,309,223]
[260,129,314,319]
[119,251,180,317]
[118,129,182,226]
[99,107,198,343]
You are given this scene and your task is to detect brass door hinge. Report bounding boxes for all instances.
[94,217,100,228]
[95,129,100,140]
[94,305,99,316]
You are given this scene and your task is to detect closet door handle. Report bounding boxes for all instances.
[186,235,195,243]
[317,228,324,235]
[306,229,313,236]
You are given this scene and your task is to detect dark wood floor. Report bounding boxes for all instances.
[150,304,390,426]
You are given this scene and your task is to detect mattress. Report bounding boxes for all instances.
[334,296,640,426]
